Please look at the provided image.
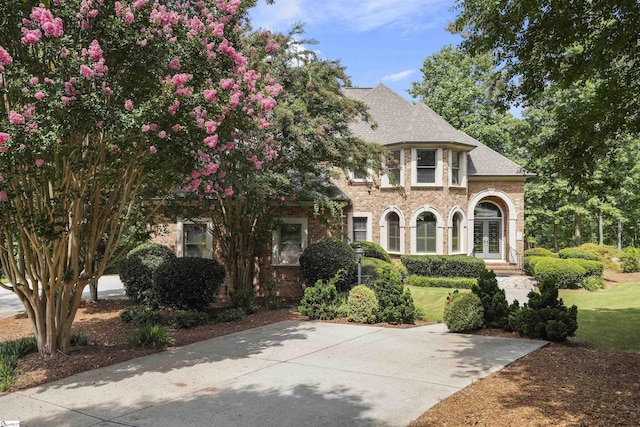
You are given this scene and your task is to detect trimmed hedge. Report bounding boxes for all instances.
[533,258,586,289]
[152,257,225,311]
[401,255,485,278]
[524,255,553,276]
[360,257,406,285]
[405,275,476,289]
[523,247,554,258]
[350,241,391,263]
[299,239,357,292]
[568,258,604,278]
[443,292,484,332]
[119,243,176,305]
[558,247,599,261]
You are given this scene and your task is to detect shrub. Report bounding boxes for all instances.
[173,310,209,329]
[523,248,554,258]
[371,265,416,324]
[347,285,379,324]
[120,305,163,327]
[534,258,586,289]
[350,241,391,262]
[581,275,605,292]
[359,257,406,285]
[401,255,485,278]
[229,286,258,314]
[405,275,476,289]
[558,247,599,261]
[0,336,38,360]
[70,332,89,346]
[471,268,510,329]
[443,291,484,332]
[621,247,640,273]
[153,257,225,311]
[119,243,176,305]
[298,273,345,320]
[524,255,552,276]
[568,259,604,278]
[581,243,622,271]
[216,307,247,323]
[509,281,578,341]
[127,325,174,349]
[299,239,357,292]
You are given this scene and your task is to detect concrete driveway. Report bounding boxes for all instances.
[0,321,545,427]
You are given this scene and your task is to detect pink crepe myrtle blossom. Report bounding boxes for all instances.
[124,99,133,110]
[22,87,29,94]
[27,123,38,132]
[149,146,157,154]
[142,124,151,132]
[88,40,103,61]
[205,121,217,134]
[169,57,181,70]
[265,39,280,53]
[203,89,217,103]
[171,73,193,88]
[0,133,10,144]
[172,124,181,132]
[220,78,234,90]
[158,130,167,138]
[35,91,45,100]
[9,111,25,125]
[80,65,95,79]
[0,45,13,67]
[35,159,45,167]
[30,77,39,85]
[61,96,72,105]
[0,191,8,202]
[21,28,42,45]
[204,135,218,147]
[124,8,134,24]
[224,187,234,196]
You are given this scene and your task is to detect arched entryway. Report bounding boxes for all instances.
[472,202,503,259]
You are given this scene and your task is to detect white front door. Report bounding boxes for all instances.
[473,219,502,259]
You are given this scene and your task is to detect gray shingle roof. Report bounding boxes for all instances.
[344,84,530,177]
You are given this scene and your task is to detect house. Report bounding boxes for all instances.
[153,84,532,298]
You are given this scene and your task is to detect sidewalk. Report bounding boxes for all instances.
[0,321,545,427]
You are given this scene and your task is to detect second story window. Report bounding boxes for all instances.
[412,148,442,186]
[451,151,461,185]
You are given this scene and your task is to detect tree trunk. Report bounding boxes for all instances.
[598,214,604,245]
[574,212,582,246]
[618,220,623,250]
[553,222,559,253]
[89,282,98,302]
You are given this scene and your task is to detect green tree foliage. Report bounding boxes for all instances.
[452,0,640,181]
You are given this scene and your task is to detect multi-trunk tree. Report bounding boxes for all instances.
[0,0,279,355]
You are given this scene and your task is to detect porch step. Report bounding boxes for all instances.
[484,262,524,276]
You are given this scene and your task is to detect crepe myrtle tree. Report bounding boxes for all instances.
[0,0,279,355]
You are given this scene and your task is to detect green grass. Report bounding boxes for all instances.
[406,286,470,322]
[560,282,640,352]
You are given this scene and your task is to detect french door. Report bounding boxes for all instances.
[473,220,502,259]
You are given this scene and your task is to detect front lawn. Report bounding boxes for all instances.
[406,285,470,322]
[560,282,640,352]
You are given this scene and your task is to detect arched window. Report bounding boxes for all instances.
[416,212,437,253]
[451,212,461,253]
[387,212,400,253]
[475,202,502,218]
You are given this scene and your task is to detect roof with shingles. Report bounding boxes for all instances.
[343,84,530,177]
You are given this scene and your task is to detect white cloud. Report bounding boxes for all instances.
[382,69,416,82]
[250,0,451,33]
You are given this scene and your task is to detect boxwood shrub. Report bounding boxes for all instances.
[568,259,604,278]
[401,255,485,278]
[405,275,476,289]
[533,258,586,289]
[524,255,553,276]
[558,247,599,261]
[443,291,484,332]
[298,274,344,320]
[152,257,225,311]
[350,241,391,263]
[299,239,357,292]
[347,285,379,324]
[621,247,640,273]
[523,248,554,258]
[119,243,176,305]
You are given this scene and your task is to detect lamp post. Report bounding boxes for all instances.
[355,246,364,285]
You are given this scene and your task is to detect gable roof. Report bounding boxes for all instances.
[343,84,531,177]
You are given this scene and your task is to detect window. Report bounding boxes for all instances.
[349,160,373,183]
[411,148,442,186]
[416,212,437,253]
[451,151,460,185]
[382,150,404,187]
[387,212,401,253]
[451,212,461,253]
[272,218,308,265]
[184,224,209,257]
[353,217,368,242]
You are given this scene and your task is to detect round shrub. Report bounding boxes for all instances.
[443,292,484,332]
[523,247,554,258]
[152,257,225,311]
[581,275,605,292]
[558,247,599,261]
[533,258,586,289]
[299,239,357,292]
[621,247,640,273]
[350,241,391,263]
[119,305,163,327]
[347,285,379,324]
[172,310,209,329]
[568,259,604,278]
[119,243,176,305]
[524,255,552,276]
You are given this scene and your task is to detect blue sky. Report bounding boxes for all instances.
[249,0,463,101]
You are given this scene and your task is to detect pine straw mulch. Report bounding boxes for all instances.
[0,275,639,426]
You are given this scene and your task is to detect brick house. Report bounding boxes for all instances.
[153,84,531,298]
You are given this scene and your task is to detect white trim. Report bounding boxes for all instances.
[347,212,373,243]
[448,150,467,188]
[272,218,308,266]
[411,148,443,186]
[177,218,213,259]
[448,206,467,254]
[348,159,374,183]
[381,149,405,188]
[410,205,444,254]
[467,190,518,262]
[379,206,406,254]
